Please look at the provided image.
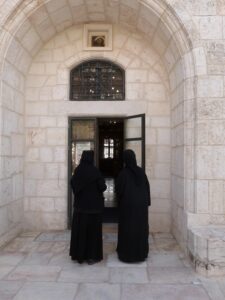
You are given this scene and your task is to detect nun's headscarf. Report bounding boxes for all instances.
[123,149,145,185]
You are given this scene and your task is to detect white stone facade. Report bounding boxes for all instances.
[0,0,225,275]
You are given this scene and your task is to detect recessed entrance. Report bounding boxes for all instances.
[68,115,145,228]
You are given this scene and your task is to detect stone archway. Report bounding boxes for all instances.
[0,0,202,270]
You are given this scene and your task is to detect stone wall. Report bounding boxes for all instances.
[1,0,225,275]
[24,24,171,232]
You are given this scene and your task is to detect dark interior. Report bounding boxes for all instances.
[98,118,124,223]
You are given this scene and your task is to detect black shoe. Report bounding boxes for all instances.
[87,259,100,265]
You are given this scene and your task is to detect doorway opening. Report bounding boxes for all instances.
[98,118,124,222]
[68,114,145,228]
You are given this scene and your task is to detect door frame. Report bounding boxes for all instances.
[67,114,145,228]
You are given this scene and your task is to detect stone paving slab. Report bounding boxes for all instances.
[0,280,24,300]
[0,229,225,299]
[75,283,120,300]
[121,283,211,300]
[6,265,61,282]
[13,282,78,300]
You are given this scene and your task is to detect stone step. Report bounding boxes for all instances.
[188,225,225,276]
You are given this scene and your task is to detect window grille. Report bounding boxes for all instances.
[70,60,125,101]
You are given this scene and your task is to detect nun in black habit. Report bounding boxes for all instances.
[116,149,151,263]
[70,150,107,264]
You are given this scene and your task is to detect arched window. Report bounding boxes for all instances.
[70,60,125,101]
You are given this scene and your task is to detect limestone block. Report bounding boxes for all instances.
[54,147,66,162]
[145,128,157,145]
[172,125,184,147]
[50,6,73,28]
[184,78,195,101]
[54,198,67,212]
[21,27,42,52]
[199,16,222,39]
[25,116,40,128]
[193,47,207,76]
[2,82,14,110]
[1,136,11,156]
[6,38,22,65]
[157,128,170,145]
[40,117,56,127]
[164,46,177,73]
[57,117,68,128]
[208,120,225,145]
[27,129,46,146]
[11,134,24,156]
[14,91,24,114]
[171,176,184,206]
[26,163,45,179]
[143,83,166,102]
[47,128,67,145]
[53,33,68,48]
[217,0,225,15]
[209,181,224,214]
[126,83,144,100]
[39,87,52,101]
[24,178,37,197]
[8,200,23,225]
[68,0,84,8]
[26,75,48,88]
[66,25,82,42]
[197,98,225,120]
[151,179,170,199]
[156,146,171,163]
[196,121,208,145]
[59,164,67,179]
[171,146,184,177]
[191,0,217,16]
[45,0,68,13]
[53,48,65,62]
[26,148,39,162]
[150,198,171,214]
[40,147,53,163]
[196,180,209,213]
[29,63,45,75]
[151,117,170,128]
[116,49,134,67]
[52,85,67,100]
[26,102,48,115]
[29,5,49,26]
[36,180,66,197]
[3,157,16,178]
[29,197,55,212]
[124,36,143,55]
[188,226,225,276]
[36,49,53,62]
[0,178,13,205]
[150,212,171,232]
[126,69,148,83]
[26,88,40,102]
[147,102,170,116]
[45,164,59,179]
[197,76,223,98]
[24,211,67,230]
[154,163,170,179]
[197,146,225,179]
[0,207,9,236]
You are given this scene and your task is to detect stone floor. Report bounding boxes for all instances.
[0,225,225,300]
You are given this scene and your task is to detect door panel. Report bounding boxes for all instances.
[68,118,97,228]
[124,114,145,170]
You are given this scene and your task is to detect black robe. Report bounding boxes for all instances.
[70,151,107,263]
[116,149,151,263]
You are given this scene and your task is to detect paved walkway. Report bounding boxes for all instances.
[0,225,225,300]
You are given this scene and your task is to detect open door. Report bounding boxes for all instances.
[124,114,145,170]
[68,118,97,228]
